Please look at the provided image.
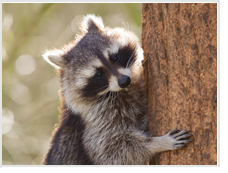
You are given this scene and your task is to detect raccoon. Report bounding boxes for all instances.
[42,14,193,165]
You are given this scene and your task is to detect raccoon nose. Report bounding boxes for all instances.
[118,75,131,88]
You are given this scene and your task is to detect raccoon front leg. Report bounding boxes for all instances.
[147,129,193,154]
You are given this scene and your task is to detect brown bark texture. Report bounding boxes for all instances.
[142,3,217,165]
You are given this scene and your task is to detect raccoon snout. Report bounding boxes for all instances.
[118,75,131,88]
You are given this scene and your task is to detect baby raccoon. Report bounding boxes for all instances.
[42,14,193,165]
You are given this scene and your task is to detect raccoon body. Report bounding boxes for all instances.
[42,15,192,165]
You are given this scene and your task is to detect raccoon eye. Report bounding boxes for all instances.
[95,71,102,79]
[110,55,119,61]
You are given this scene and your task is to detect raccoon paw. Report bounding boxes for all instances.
[166,129,193,150]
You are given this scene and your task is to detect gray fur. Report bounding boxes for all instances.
[42,14,192,165]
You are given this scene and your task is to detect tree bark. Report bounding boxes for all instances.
[142,3,217,165]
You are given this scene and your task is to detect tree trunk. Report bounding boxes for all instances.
[142,3,217,165]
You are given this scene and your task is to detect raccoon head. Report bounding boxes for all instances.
[43,14,143,111]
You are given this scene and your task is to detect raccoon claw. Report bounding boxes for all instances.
[168,130,180,135]
[174,143,188,149]
[166,129,193,150]
[168,129,180,135]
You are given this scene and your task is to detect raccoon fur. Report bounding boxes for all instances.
[42,14,193,165]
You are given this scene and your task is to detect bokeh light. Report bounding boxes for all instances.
[2,109,15,135]
[2,3,142,165]
[15,55,36,75]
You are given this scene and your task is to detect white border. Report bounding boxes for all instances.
[1,0,224,171]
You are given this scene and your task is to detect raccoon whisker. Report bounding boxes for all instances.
[112,92,117,101]
[91,87,109,102]
[93,94,104,103]
[126,51,135,68]
[91,91,109,107]
[95,93,106,107]
[112,92,118,112]
[110,92,120,114]
[122,21,130,32]
[106,92,113,107]
[122,22,127,31]
[141,55,149,65]
[128,58,137,69]
[94,85,109,93]
[101,92,109,106]
[102,92,110,108]
[95,88,109,101]
[115,92,119,102]
[115,92,119,109]
[110,92,114,111]
[113,92,118,102]
[114,92,118,101]
[112,92,116,106]
[90,93,108,106]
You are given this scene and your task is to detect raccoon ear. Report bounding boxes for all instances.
[42,50,66,69]
[81,14,104,33]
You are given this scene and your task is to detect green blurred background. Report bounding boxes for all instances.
[2,3,142,165]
